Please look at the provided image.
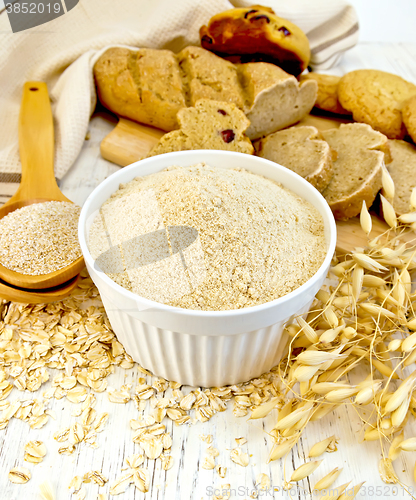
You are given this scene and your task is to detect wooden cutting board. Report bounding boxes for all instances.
[99,114,415,255]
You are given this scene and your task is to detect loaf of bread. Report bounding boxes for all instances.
[199,5,310,76]
[239,62,317,139]
[321,123,388,220]
[94,47,186,132]
[94,46,317,140]
[147,99,254,157]
[385,140,416,215]
[255,126,333,192]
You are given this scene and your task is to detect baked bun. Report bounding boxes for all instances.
[199,5,310,76]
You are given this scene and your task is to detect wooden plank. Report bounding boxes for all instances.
[336,214,416,255]
[100,118,164,167]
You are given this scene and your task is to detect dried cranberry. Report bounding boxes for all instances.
[251,14,270,23]
[244,9,258,18]
[201,34,213,45]
[220,129,235,143]
[278,26,291,36]
[217,109,227,116]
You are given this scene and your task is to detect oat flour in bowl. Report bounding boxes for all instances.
[88,163,326,311]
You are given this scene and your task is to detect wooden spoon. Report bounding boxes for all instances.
[0,82,84,290]
[0,274,80,304]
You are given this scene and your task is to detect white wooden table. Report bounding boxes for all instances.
[2,42,416,500]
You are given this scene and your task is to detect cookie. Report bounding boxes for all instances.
[402,94,416,144]
[199,5,310,76]
[321,123,387,220]
[299,73,350,115]
[338,70,416,139]
[385,140,416,215]
[255,126,333,192]
[147,99,254,156]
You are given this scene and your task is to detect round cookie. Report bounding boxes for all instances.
[338,69,416,139]
[199,5,310,76]
[402,94,416,144]
[299,73,350,115]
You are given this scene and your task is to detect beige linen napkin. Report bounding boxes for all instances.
[0,0,359,202]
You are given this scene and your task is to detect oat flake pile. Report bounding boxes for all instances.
[89,163,326,310]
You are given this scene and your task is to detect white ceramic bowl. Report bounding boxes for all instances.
[79,151,336,387]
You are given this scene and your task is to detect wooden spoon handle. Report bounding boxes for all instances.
[17,82,62,201]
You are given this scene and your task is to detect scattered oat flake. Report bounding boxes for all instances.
[109,473,134,495]
[29,413,49,429]
[69,422,85,444]
[126,454,145,469]
[214,483,231,500]
[202,455,216,470]
[139,435,163,459]
[162,433,172,449]
[108,386,131,404]
[215,465,227,478]
[235,437,247,446]
[72,407,82,417]
[24,440,46,458]
[69,475,83,492]
[8,466,31,484]
[207,446,220,457]
[160,454,174,470]
[24,452,43,464]
[81,406,97,426]
[45,409,57,419]
[133,468,150,493]
[87,470,108,486]
[230,447,249,467]
[94,412,109,432]
[256,473,271,490]
[73,486,87,500]
[54,427,70,442]
[136,384,154,400]
[200,434,213,444]
[179,392,196,410]
[58,444,75,455]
